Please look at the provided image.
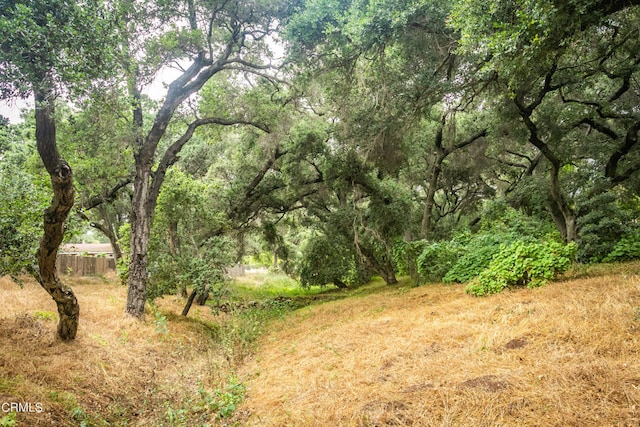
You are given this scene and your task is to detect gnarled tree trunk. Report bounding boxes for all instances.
[34,84,80,341]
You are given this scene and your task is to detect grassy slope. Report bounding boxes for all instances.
[0,274,252,427]
[236,264,640,426]
[0,264,639,426]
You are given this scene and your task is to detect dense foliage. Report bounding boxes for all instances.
[466,240,577,296]
[0,159,47,279]
[1,0,640,304]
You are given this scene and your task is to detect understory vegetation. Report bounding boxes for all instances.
[0,272,328,427]
[2,262,639,426]
[1,0,640,424]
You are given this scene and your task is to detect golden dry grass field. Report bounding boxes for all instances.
[0,263,639,426]
[236,265,640,426]
[0,274,236,426]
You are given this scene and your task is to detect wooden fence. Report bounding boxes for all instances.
[56,254,116,277]
[55,254,245,278]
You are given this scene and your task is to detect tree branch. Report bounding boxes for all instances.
[576,118,620,140]
[78,177,133,211]
[453,128,487,151]
[606,120,640,180]
[150,116,271,207]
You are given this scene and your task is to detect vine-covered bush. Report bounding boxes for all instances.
[443,232,523,284]
[406,203,559,286]
[465,241,577,296]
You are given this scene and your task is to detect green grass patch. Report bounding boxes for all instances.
[33,310,57,321]
[230,271,326,301]
[0,376,21,393]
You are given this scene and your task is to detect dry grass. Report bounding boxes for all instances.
[237,263,640,426]
[2,263,640,426]
[0,274,234,426]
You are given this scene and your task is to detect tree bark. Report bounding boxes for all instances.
[549,163,577,242]
[195,285,210,306]
[33,84,80,341]
[356,243,398,285]
[421,161,442,239]
[126,160,153,318]
[167,221,180,258]
[167,221,188,297]
[181,288,198,316]
[379,268,399,285]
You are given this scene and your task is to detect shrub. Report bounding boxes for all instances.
[416,240,463,283]
[603,232,640,262]
[147,236,233,302]
[393,239,430,285]
[443,232,523,284]
[296,233,367,288]
[576,192,634,263]
[465,240,577,296]
[479,199,556,238]
[0,166,48,279]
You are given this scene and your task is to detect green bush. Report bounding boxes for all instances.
[465,240,577,296]
[392,239,430,285]
[479,199,556,238]
[147,236,233,302]
[416,240,463,283]
[603,232,640,262]
[576,192,634,263]
[443,232,523,284]
[0,166,48,279]
[296,233,367,288]
[401,203,562,286]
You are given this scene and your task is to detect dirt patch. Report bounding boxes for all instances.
[457,374,510,392]
[503,337,528,350]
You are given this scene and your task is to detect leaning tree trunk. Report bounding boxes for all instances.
[357,243,399,285]
[379,265,399,285]
[98,205,124,264]
[34,85,80,341]
[181,288,198,317]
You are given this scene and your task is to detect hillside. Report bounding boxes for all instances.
[235,265,640,426]
[0,275,241,427]
[0,264,639,426]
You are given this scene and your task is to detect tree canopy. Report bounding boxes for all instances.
[1,0,639,326]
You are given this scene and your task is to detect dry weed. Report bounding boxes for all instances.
[0,276,232,426]
[238,267,640,426]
